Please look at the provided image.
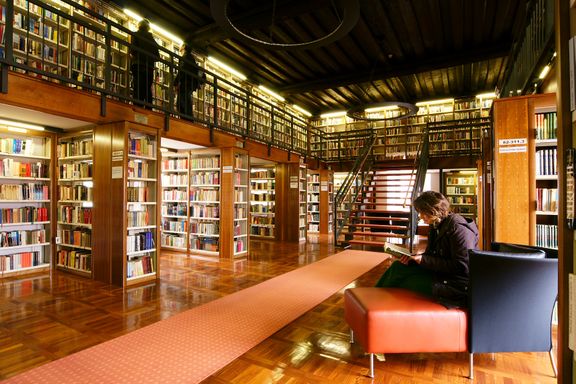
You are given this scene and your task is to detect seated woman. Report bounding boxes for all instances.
[376,191,479,308]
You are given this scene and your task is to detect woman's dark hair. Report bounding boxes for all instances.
[413,191,451,224]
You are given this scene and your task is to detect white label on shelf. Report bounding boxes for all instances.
[223,165,233,173]
[112,150,123,162]
[499,138,527,145]
[290,182,298,189]
[499,146,527,153]
[134,113,148,124]
[112,166,123,179]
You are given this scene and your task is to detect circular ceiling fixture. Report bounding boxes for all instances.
[210,0,360,50]
[347,101,419,121]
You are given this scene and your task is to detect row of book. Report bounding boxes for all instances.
[0,159,48,178]
[190,204,219,218]
[127,231,155,253]
[190,189,219,201]
[535,112,557,140]
[58,206,92,225]
[58,228,91,248]
[536,224,558,249]
[0,229,46,247]
[127,211,150,228]
[1,251,43,271]
[536,148,557,176]
[161,202,187,216]
[58,184,92,201]
[59,162,92,179]
[129,136,155,158]
[57,249,91,272]
[127,255,154,278]
[0,206,49,224]
[0,137,48,157]
[128,160,152,178]
[162,189,187,201]
[0,183,49,201]
[127,186,150,202]
[190,157,220,169]
[189,222,218,235]
[189,237,218,251]
[58,139,93,158]
[161,220,187,232]
[161,158,189,171]
[161,174,187,185]
[536,188,558,212]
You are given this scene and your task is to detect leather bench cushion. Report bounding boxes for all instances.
[344,287,468,353]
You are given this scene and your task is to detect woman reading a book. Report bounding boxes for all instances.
[375,191,479,308]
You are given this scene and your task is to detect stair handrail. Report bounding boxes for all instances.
[407,128,430,250]
[333,131,377,243]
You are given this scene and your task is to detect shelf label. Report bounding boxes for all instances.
[290,176,298,189]
[223,165,233,173]
[499,146,527,153]
[499,138,527,145]
[112,150,123,162]
[112,166,123,179]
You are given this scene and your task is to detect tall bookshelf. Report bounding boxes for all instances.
[228,150,249,257]
[250,165,275,239]
[0,130,52,277]
[125,129,159,285]
[299,162,307,241]
[307,171,320,233]
[160,151,189,252]
[492,93,556,248]
[56,130,93,276]
[443,170,478,222]
[189,149,221,256]
[534,109,557,249]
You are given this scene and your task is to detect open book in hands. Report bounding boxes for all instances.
[383,242,415,260]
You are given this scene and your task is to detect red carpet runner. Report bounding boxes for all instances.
[5,250,388,384]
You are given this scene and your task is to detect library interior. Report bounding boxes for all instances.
[0,0,574,382]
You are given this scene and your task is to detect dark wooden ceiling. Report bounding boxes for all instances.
[112,0,528,115]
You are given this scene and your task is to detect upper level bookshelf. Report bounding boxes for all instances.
[0,130,52,278]
[56,130,93,277]
[311,95,495,162]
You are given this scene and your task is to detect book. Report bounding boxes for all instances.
[383,242,413,259]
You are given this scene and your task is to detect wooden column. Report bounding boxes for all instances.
[275,162,302,242]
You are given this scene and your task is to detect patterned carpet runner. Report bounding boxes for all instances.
[5,250,387,384]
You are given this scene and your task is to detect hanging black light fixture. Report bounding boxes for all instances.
[210,0,360,50]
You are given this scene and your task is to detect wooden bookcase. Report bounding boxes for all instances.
[535,109,558,249]
[319,169,334,234]
[160,151,189,252]
[443,170,478,222]
[94,121,160,287]
[250,165,276,239]
[299,162,307,241]
[220,148,249,258]
[188,149,221,257]
[0,129,53,278]
[307,171,320,233]
[492,93,556,247]
[56,130,94,277]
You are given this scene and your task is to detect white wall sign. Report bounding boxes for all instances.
[499,138,527,145]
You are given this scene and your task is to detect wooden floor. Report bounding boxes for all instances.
[0,235,557,383]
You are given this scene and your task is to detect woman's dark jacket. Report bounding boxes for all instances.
[420,213,479,307]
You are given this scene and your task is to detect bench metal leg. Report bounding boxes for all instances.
[469,353,474,380]
[549,348,557,377]
[369,353,374,378]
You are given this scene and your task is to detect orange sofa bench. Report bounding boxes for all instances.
[344,287,469,378]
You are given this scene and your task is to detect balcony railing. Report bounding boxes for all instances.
[0,0,491,163]
[0,0,309,155]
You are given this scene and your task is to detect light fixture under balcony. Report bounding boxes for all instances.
[0,119,45,132]
[346,101,418,121]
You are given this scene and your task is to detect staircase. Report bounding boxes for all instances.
[342,169,416,249]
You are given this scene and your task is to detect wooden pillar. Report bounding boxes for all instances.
[275,162,303,242]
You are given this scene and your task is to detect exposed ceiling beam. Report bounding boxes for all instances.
[278,42,512,94]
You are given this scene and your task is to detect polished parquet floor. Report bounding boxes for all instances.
[0,236,557,383]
